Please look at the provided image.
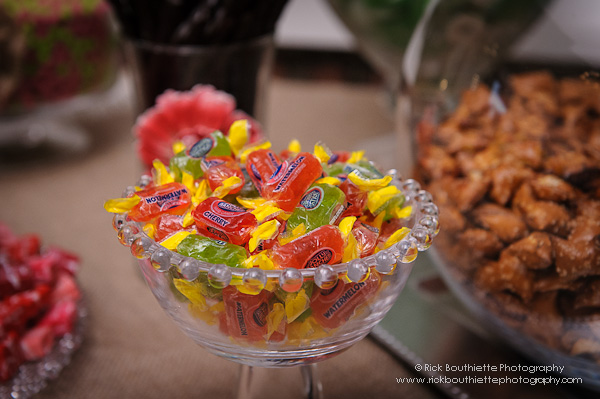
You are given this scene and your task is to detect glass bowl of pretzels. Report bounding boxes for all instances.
[408,0,600,389]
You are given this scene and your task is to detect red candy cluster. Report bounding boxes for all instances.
[0,224,81,382]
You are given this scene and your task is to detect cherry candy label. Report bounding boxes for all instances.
[201,210,230,227]
[305,247,334,268]
[211,201,246,216]
[300,187,324,210]
[188,137,214,158]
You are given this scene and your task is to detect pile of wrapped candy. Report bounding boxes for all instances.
[0,224,81,382]
[106,122,420,343]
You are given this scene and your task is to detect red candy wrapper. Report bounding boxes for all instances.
[311,273,381,329]
[202,156,245,195]
[339,179,368,218]
[222,287,271,341]
[271,225,345,269]
[261,152,323,212]
[129,182,191,222]
[245,149,281,193]
[192,197,257,245]
[352,221,379,257]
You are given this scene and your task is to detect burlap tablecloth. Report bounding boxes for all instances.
[0,78,438,399]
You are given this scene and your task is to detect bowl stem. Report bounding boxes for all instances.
[235,364,324,399]
[301,364,324,399]
[236,365,253,399]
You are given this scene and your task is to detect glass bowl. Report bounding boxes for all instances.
[0,300,87,399]
[110,174,438,368]
[409,0,600,390]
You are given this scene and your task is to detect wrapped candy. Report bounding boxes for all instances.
[201,156,245,197]
[271,225,345,269]
[169,131,232,179]
[286,183,346,233]
[192,197,257,245]
[261,152,323,212]
[104,135,423,346]
[176,234,248,268]
[221,287,282,341]
[245,149,281,194]
[311,273,381,329]
[339,179,368,218]
[105,182,191,223]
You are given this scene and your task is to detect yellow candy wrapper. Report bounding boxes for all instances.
[227,119,249,156]
[338,216,357,238]
[152,159,175,186]
[287,139,301,154]
[266,303,286,339]
[189,300,224,326]
[212,176,243,198]
[347,171,392,191]
[314,142,332,163]
[172,141,186,155]
[143,223,156,240]
[236,196,267,209]
[181,209,195,228]
[342,232,359,263]
[173,278,207,308]
[248,220,280,252]
[315,176,342,186]
[251,203,283,223]
[285,289,311,323]
[181,171,196,195]
[392,205,413,219]
[192,179,212,206]
[243,252,275,269]
[189,303,218,325]
[346,150,365,164]
[287,316,329,342]
[360,212,385,233]
[378,227,411,252]
[239,141,272,163]
[160,230,193,250]
[278,223,306,246]
[103,195,140,213]
[367,185,402,215]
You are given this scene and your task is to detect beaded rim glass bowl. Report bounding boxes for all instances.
[113,175,437,292]
[109,173,438,396]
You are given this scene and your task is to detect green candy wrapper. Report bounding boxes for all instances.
[170,131,232,179]
[177,234,247,268]
[286,183,346,233]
